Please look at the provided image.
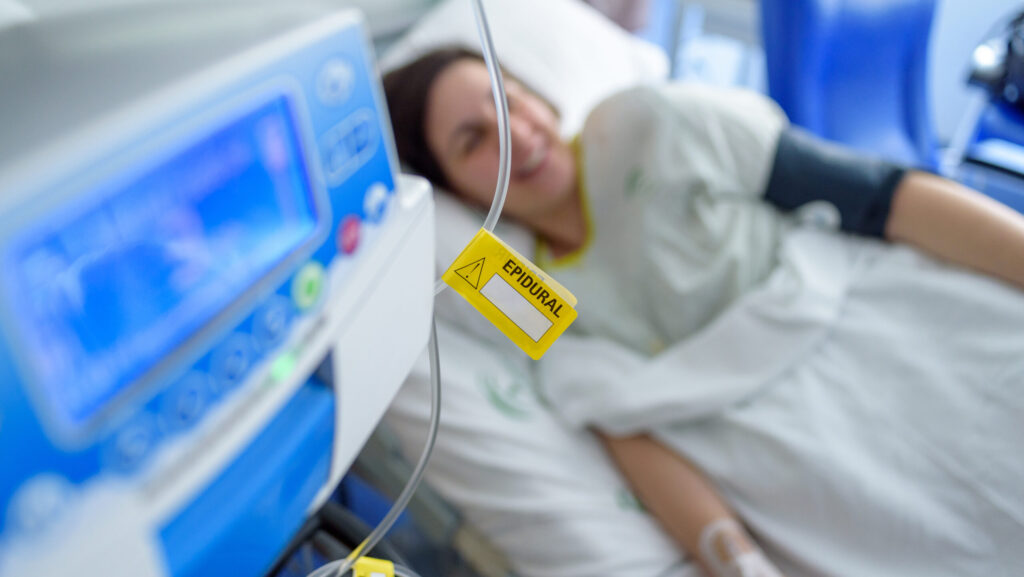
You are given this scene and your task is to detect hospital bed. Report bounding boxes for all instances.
[374,1,1024,576]
[3,1,1019,575]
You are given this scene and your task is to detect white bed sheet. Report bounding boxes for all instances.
[659,239,1024,576]
[386,318,701,577]
[544,230,1024,576]
[389,225,1024,577]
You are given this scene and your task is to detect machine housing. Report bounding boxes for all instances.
[0,4,434,575]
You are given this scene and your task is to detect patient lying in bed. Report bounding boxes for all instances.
[377,2,1024,575]
[382,44,1024,576]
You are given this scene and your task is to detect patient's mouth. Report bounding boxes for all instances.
[517,145,548,179]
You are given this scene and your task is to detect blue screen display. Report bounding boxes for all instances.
[5,94,322,430]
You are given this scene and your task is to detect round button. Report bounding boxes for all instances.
[210,333,255,393]
[253,295,293,351]
[105,415,159,473]
[160,372,210,432]
[338,215,361,255]
[1005,83,1020,104]
[291,261,326,311]
[317,58,355,106]
[363,183,390,223]
[7,474,73,535]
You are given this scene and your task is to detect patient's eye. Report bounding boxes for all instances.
[460,125,485,155]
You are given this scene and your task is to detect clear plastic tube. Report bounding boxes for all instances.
[472,0,512,234]
[308,2,508,575]
[310,319,442,577]
[432,0,511,296]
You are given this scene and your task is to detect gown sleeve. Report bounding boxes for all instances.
[588,84,906,238]
[584,83,788,203]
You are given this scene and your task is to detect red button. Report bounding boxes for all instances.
[339,215,361,255]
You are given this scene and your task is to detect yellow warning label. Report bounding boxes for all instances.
[442,229,577,359]
[454,257,485,289]
[353,557,394,577]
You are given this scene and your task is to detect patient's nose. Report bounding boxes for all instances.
[508,115,533,165]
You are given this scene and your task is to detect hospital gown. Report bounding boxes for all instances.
[538,83,789,355]
[538,83,900,430]
[536,84,1024,576]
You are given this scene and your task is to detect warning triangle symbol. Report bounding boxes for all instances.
[454,257,485,289]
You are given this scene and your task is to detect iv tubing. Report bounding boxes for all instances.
[433,0,511,296]
[312,319,442,577]
[311,2,509,575]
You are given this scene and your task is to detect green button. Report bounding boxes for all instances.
[292,261,325,310]
[271,351,298,383]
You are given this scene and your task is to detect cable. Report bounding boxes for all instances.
[308,1,511,575]
[308,319,441,577]
[433,0,512,296]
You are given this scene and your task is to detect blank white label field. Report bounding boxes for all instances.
[479,275,552,342]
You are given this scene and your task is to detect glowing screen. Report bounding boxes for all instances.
[5,94,322,429]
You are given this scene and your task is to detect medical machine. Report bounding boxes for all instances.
[0,3,434,575]
[955,10,1024,214]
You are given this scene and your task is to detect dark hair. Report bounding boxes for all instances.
[382,46,483,191]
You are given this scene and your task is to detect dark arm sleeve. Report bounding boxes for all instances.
[763,127,909,239]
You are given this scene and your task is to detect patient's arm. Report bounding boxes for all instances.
[597,432,785,577]
[887,171,1024,290]
[763,128,1024,290]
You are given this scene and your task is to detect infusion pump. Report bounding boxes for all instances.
[0,4,433,576]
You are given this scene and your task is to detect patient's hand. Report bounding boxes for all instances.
[699,518,786,577]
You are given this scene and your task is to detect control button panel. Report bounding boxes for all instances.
[0,11,403,560]
[92,258,319,475]
[320,108,379,186]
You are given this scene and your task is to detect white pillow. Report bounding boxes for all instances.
[381,0,668,342]
[380,0,669,137]
[0,1,33,28]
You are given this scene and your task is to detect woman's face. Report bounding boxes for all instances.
[424,59,577,222]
